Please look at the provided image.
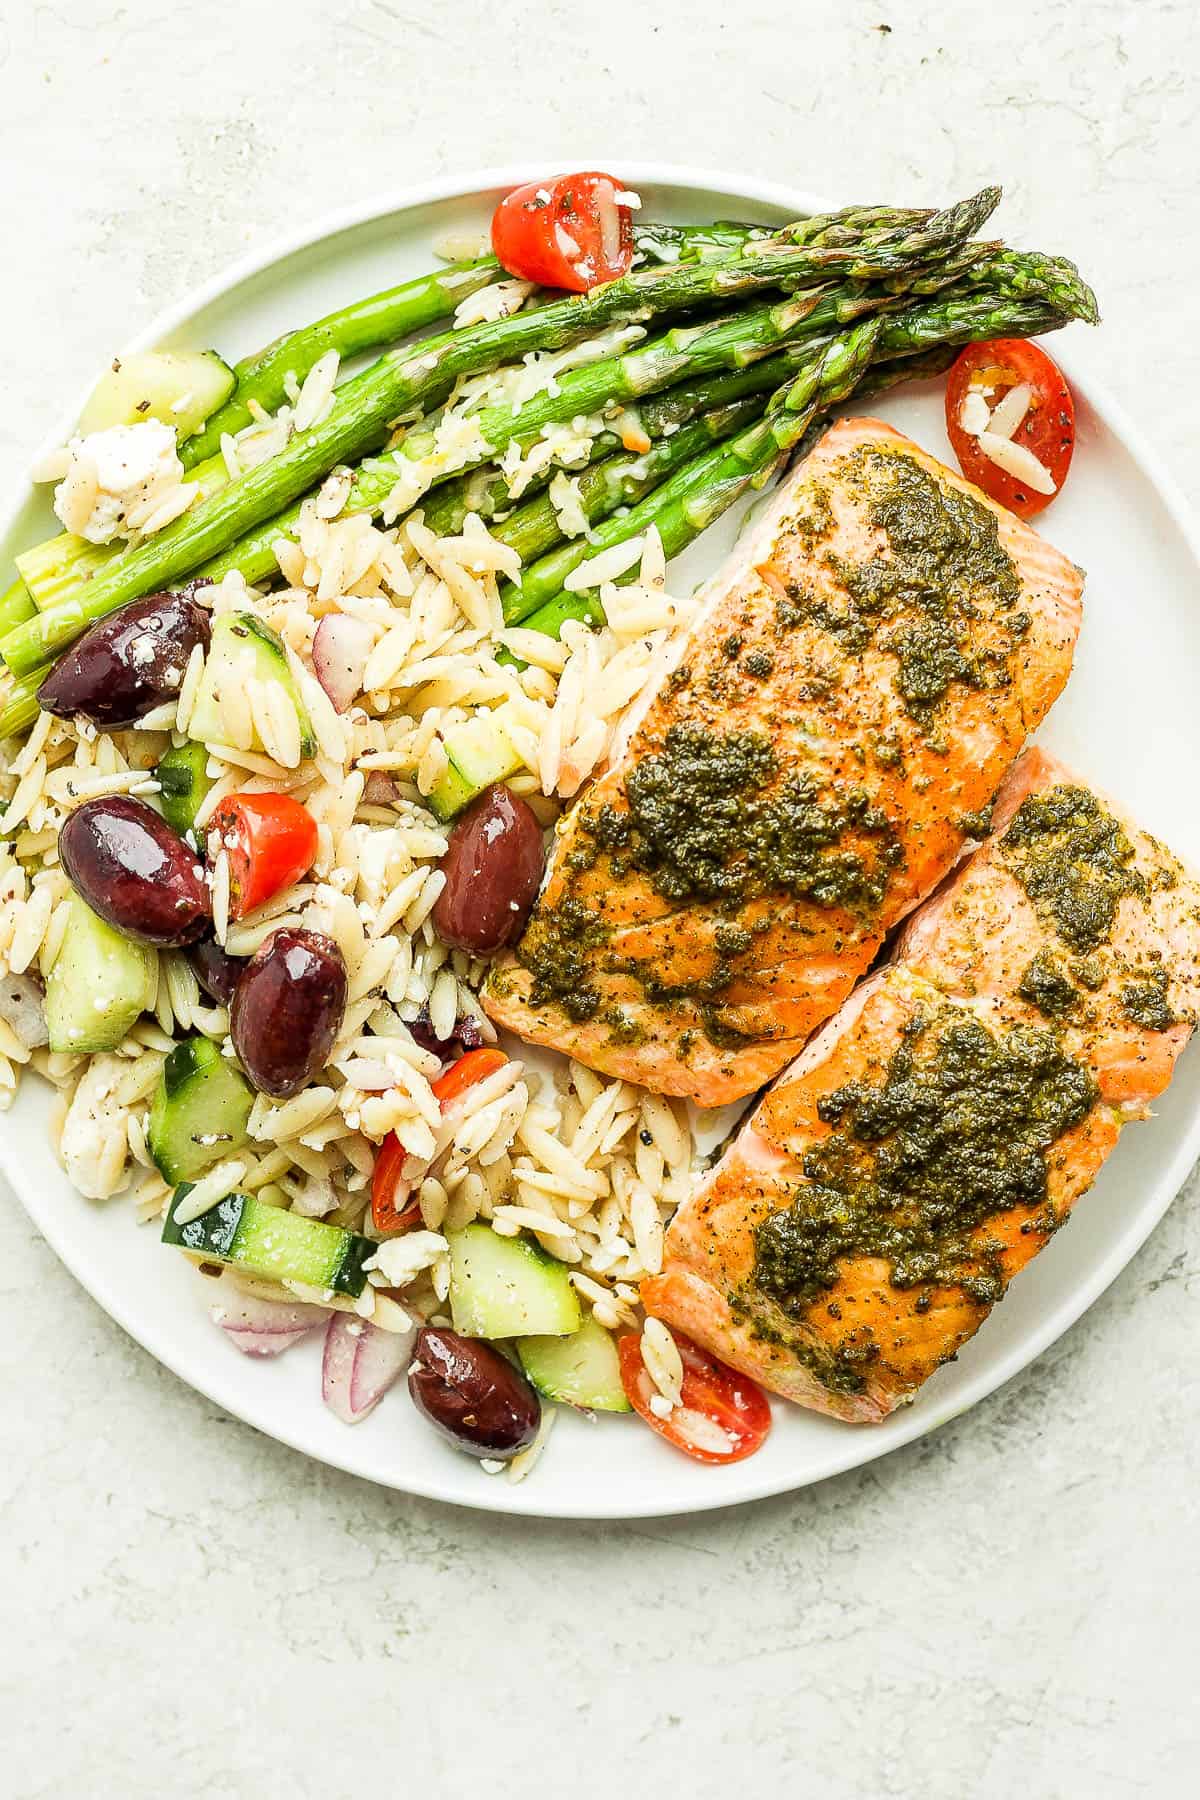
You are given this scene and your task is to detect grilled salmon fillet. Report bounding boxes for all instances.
[484,416,1083,1104]
[642,749,1200,1421]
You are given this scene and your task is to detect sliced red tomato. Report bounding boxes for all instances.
[209,792,318,921]
[371,1048,507,1233]
[431,1046,507,1106]
[370,1132,419,1235]
[492,172,635,293]
[618,1328,772,1465]
[944,338,1075,518]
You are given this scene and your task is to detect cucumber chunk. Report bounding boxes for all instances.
[163,1187,374,1297]
[155,740,212,842]
[78,350,236,441]
[427,714,521,822]
[45,892,156,1054]
[518,1314,631,1411]
[148,1037,254,1185]
[448,1223,581,1338]
[186,611,315,759]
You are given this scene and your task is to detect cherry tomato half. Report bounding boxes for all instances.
[370,1048,507,1234]
[944,338,1075,519]
[371,1131,420,1235]
[618,1327,772,1465]
[492,172,635,293]
[209,792,318,921]
[431,1046,508,1106]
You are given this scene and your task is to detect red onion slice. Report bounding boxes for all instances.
[321,1311,414,1424]
[211,1291,329,1343]
[0,971,49,1049]
[223,1326,314,1358]
[311,614,375,713]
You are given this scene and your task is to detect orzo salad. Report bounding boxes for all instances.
[0,172,1099,1480]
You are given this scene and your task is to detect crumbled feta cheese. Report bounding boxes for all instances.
[53,419,184,545]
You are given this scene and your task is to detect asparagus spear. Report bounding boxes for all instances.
[180,222,762,471]
[0,670,43,738]
[515,293,1072,640]
[0,579,35,635]
[0,191,1000,677]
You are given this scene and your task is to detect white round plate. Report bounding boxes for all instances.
[3,166,1199,1519]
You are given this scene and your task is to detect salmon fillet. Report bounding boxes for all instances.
[642,749,1200,1421]
[484,416,1083,1104]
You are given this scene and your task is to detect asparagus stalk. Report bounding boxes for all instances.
[0,670,44,738]
[0,579,35,635]
[180,222,758,471]
[516,293,1073,640]
[0,191,1000,677]
[492,394,766,572]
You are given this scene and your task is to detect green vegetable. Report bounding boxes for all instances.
[448,1223,582,1338]
[163,1187,375,1296]
[0,671,45,739]
[426,714,521,821]
[0,578,35,634]
[186,612,314,758]
[0,191,1000,678]
[180,220,764,470]
[518,1314,630,1411]
[155,740,213,840]
[77,349,236,441]
[516,290,1081,641]
[45,892,156,1054]
[147,1037,254,1185]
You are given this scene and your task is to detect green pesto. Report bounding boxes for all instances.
[584,724,903,914]
[751,1009,1097,1317]
[1119,965,1176,1032]
[1000,783,1143,954]
[742,648,775,679]
[728,1290,879,1395]
[515,896,609,1021]
[772,450,1024,732]
[954,803,995,841]
[1017,947,1080,1018]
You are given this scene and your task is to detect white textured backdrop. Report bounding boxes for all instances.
[1,3,1198,1795]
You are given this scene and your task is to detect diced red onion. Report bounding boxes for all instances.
[210,1291,329,1356]
[311,614,375,713]
[222,1326,315,1358]
[362,772,400,806]
[0,971,49,1049]
[321,1311,414,1424]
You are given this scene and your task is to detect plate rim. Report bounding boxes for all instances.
[3,161,1199,1520]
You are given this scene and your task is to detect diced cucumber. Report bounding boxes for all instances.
[447,1223,581,1338]
[186,611,315,759]
[77,349,236,441]
[162,1187,374,1297]
[155,740,212,842]
[148,1037,254,1185]
[427,713,521,822]
[518,1314,631,1411]
[44,892,156,1054]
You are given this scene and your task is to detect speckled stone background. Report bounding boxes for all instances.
[1,3,1198,1794]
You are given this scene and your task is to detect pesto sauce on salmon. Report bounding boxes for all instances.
[750,1008,1097,1319]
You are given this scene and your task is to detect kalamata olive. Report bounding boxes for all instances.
[188,935,245,1006]
[408,1326,541,1460]
[38,587,211,729]
[230,926,347,1098]
[59,795,210,947]
[405,1003,484,1062]
[432,785,545,955]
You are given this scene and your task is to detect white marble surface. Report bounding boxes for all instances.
[2,2,1198,1794]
